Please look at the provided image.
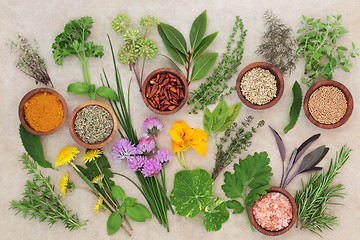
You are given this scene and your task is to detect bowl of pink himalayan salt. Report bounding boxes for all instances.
[249,187,297,236]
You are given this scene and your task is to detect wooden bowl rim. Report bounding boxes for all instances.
[68,101,118,149]
[18,87,68,136]
[141,68,189,115]
[303,80,353,129]
[236,62,284,110]
[249,187,298,236]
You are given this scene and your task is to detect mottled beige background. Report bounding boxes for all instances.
[1,0,359,239]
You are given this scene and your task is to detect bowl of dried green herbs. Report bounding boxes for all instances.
[236,62,284,110]
[69,101,117,149]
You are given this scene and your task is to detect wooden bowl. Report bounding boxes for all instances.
[69,101,118,149]
[19,88,68,135]
[303,80,353,129]
[236,62,284,109]
[141,68,189,115]
[249,187,297,236]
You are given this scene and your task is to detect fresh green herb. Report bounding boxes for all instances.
[212,116,265,180]
[283,81,302,134]
[256,11,298,74]
[221,152,273,231]
[297,15,359,87]
[170,168,229,231]
[187,16,246,114]
[19,124,53,169]
[112,14,158,91]
[295,145,352,236]
[7,34,53,87]
[9,153,86,230]
[158,10,218,84]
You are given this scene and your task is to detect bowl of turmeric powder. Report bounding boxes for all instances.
[19,88,68,135]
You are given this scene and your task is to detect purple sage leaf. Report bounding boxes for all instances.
[294,133,321,163]
[297,145,329,174]
[269,126,286,162]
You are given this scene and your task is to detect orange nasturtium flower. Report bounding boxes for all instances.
[170,120,208,169]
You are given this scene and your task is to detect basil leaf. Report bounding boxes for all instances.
[190,10,207,51]
[211,101,228,132]
[193,32,218,60]
[283,81,302,134]
[96,86,118,101]
[111,185,126,201]
[203,108,213,137]
[124,197,136,207]
[190,52,218,81]
[218,103,242,132]
[125,203,151,222]
[107,212,122,235]
[159,23,187,55]
[67,82,89,94]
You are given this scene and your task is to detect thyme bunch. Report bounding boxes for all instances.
[212,116,265,180]
[295,145,352,237]
[9,153,86,230]
[188,16,247,114]
[7,34,53,87]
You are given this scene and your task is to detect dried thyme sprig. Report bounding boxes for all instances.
[7,34,53,87]
[295,145,352,237]
[9,153,86,230]
[256,11,298,74]
[212,116,265,180]
[188,16,246,114]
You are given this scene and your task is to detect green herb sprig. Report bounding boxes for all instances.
[187,16,246,114]
[283,81,302,134]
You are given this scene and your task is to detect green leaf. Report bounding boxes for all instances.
[211,101,228,132]
[341,66,350,72]
[330,57,337,68]
[111,185,126,201]
[159,23,187,55]
[283,81,302,134]
[203,108,213,137]
[226,200,244,214]
[119,204,126,215]
[202,198,229,232]
[125,203,151,222]
[124,197,137,207]
[89,91,96,100]
[218,103,242,132]
[19,124,52,169]
[193,32,218,60]
[190,53,218,81]
[107,212,122,235]
[337,46,348,51]
[190,10,207,51]
[163,41,187,66]
[322,63,332,74]
[96,86,118,101]
[67,82,89,94]
[245,185,270,206]
[170,169,213,218]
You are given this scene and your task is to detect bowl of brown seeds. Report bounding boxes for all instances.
[69,101,118,149]
[303,80,353,129]
[236,62,284,109]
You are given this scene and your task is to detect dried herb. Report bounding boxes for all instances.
[283,81,302,134]
[256,11,298,74]
[296,145,352,236]
[7,34,53,87]
[188,16,246,114]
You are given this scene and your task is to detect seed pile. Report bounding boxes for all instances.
[145,73,185,111]
[240,67,277,105]
[253,192,293,231]
[308,86,347,124]
[74,105,113,144]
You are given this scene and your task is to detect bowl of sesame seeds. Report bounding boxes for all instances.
[236,62,284,110]
[303,80,353,129]
[69,101,118,149]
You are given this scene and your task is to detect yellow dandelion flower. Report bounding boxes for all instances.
[83,149,103,163]
[91,174,104,184]
[94,197,103,213]
[59,172,69,196]
[56,146,80,167]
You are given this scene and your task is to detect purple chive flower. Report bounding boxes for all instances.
[153,149,172,165]
[137,138,156,155]
[111,139,138,164]
[141,159,162,177]
[142,117,164,139]
[127,155,147,172]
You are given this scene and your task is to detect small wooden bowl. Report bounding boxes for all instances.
[236,62,284,110]
[303,80,353,129]
[69,101,118,149]
[249,187,297,236]
[19,88,68,135]
[141,68,189,115]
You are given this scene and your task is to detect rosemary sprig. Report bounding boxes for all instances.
[9,153,86,230]
[295,145,352,237]
[187,16,246,114]
[212,116,265,180]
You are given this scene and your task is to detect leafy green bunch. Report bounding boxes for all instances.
[158,10,218,84]
[297,15,359,87]
[112,14,158,90]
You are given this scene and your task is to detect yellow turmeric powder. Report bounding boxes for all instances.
[24,92,64,132]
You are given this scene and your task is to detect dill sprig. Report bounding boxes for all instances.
[187,16,246,114]
[295,145,352,237]
[212,116,265,180]
[9,153,86,230]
